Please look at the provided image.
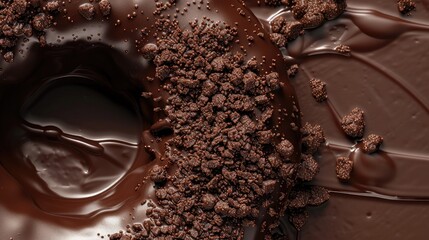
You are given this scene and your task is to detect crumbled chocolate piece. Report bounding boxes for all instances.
[99,0,112,16]
[297,154,319,181]
[292,0,347,28]
[78,3,96,20]
[308,186,330,205]
[262,180,277,194]
[201,194,216,210]
[397,0,416,15]
[362,134,384,154]
[335,44,351,54]
[257,130,273,144]
[276,139,294,159]
[270,17,285,33]
[289,209,309,231]
[32,13,51,31]
[3,51,14,63]
[341,107,365,138]
[270,33,286,48]
[309,78,327,102]
[336,156,353,181]
[289,190,310,208]
[149,165,167,183]
[141,43,158,60]
[270,17,303,45]
[45,1,60,12]
[301,123,325,154]
[287,64,299,78]
[280,21,304,41]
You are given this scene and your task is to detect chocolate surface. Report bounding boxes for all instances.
[248,0,429,239]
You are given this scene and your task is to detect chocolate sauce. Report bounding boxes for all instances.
[248,0,429,239]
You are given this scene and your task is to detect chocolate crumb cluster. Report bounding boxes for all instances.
[110,16,329,239]
[0,0,113,63]
[0,0,57,62]
[268,0,346,47]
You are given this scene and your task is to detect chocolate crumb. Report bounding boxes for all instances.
[362,134,384,154]
[276,139,294,159]
[334,44,351,54]
[301,123,325,154]
[341,107,365,138]
[149,165,167,184]
[78,3,96,20]
[297,154,319,181]
[287,64,299,78]
[45,1,60,12]
[141,43,158,60]
[201,194,216,210]
[289,190,310,208]
[99,0,112,16]
[270,33,286,48]
[280,21,303,41]
[397,0,416,15]
[3,52,14,63]
[308,186,330,205]
[262,180,277,194]
[309,78,327,102]
[289,209,309,231]
[336,156,353,181]
[32,13,51,31]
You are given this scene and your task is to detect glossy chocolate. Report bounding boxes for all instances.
[0,0,300,239]
[248,0,429,239]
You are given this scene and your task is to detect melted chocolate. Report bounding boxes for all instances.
[248,0,429,239]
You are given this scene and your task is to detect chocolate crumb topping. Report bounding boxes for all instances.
[111,17,303,239]
[341,107,365,138]
[291,0,347,29]
[309,78,327,102]
[288,209,308,231]
[98,0,112,16]
[301,122,325,155]
[78,3,95,20]
[297,154,319,181]
[362,134,384,154]
[287,64,299,78]
[270,16,304,47]
[270,32,286,48]
[334,44,351,54]
[336,156,353,181]
[397,0,416,15]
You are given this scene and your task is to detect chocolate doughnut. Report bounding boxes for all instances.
[0,0,309,239]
